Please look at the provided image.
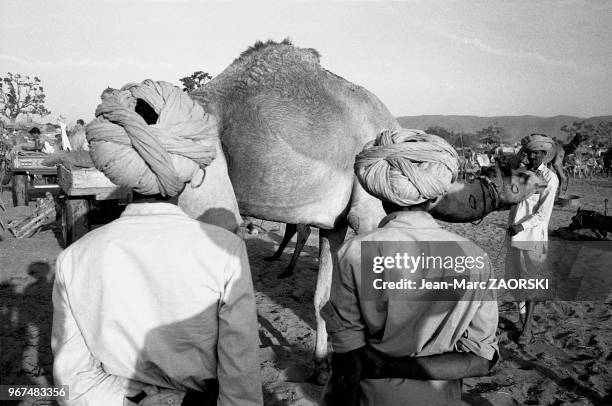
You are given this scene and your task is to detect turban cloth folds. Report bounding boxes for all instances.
[86,79,219,196]
[354,129,459,207]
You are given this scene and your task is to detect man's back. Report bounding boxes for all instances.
[53,202,262,405]
[326,211,498,405]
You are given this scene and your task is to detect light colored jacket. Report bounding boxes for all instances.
[508,164,559,245]
[52,203,263,406]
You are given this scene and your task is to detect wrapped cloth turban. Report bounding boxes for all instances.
[520,133,556,164]
[354,129,459,207]
[86,79,218,196]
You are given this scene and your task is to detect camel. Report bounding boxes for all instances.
[568,207,612,240]
[554,133,588,190]
[179,39,546,383]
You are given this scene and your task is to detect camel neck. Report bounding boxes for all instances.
[565,136,583,155]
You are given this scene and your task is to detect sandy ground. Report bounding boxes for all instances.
[1,176,611,406]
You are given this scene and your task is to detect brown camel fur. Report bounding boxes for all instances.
[186,39,543,382]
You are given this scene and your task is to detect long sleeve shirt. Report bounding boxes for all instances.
[52,202,262,406]
[322,211,498,406]
[508,163,559,244]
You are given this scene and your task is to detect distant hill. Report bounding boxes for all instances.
[396,115,612,144]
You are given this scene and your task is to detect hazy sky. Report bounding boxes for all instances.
[1,0,611,123]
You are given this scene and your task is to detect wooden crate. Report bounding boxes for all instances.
[56,165,132,246]
[57,165,131,200]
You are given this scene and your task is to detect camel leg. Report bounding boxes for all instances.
[309,222,348,385]
[265,223,297,262]
[518,301,537,345]
[277,224,311,279]
[553,161,567,196]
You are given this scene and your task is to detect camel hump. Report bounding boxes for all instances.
[197,39,397,163]
[191,39,399,226]
[237,38,321,66]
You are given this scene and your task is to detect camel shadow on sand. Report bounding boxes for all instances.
[246,235,324,405]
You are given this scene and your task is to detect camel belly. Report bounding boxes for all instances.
[228,157,354,229]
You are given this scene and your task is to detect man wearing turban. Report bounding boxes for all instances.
[321,129,499,406]
[51,81,262,406]
[506,133,559,344]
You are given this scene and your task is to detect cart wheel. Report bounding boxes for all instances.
[61,198,90,247]
[12,174,28,206]
[0,161,10,186]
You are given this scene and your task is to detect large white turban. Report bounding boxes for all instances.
[354,129,459,207]
[86,80,218,196]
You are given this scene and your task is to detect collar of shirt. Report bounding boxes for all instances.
[120,202,189,217]
[378,210,440,229]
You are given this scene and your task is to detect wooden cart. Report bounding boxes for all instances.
[57,165,131,246]
[10,151,60,206]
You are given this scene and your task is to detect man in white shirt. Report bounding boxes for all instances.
[506,133,559,344]
[52,82,262,406]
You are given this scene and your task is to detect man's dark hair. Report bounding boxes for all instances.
[77,119,85,126]
[29,127,41,135]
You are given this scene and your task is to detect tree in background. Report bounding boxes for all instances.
[425,126,454,142]
[179,71,212,92]
[0,73,50,123]
[458,132,479,149]
[424,126,479,149]
[593,121,612,147]
[425,126,460,147]
[560,121,595,142]
[476,124,508,148]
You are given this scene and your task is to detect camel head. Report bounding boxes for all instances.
[429,160,546,223]
[481,161,546,209]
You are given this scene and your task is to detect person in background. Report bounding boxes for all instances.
[19,127,46,152]
[585,154,597,178]
[68,119,90,151]
[322,129,499,406]
[506,133,558,344]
